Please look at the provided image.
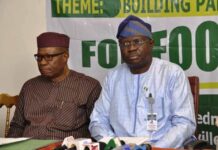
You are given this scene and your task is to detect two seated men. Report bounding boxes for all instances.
[7,15,196,149]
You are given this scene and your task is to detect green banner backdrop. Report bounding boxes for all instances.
[46,0,218,146]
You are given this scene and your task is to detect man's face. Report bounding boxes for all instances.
[119,35,154,71]
[35,47,69,80]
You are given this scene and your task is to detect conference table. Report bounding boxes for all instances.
[0,138,61,150]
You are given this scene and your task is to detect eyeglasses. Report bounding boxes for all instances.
[119,39,149,49]
[34,51,65,62]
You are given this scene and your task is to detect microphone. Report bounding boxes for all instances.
[104,138,116,150]
[103,137,125,150]
[72,138,92,150]
[98,142,106,150]
[83,142,100,150]
[58,136,93,150]
[62,136,75,148]
[134,145,147,150]
[54,136,75,150]
[119,140,126,146]
[122,144,132,150]
[140,144,152,150]
[104,138,128,150]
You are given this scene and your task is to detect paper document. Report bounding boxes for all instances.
[0,137,30,145]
